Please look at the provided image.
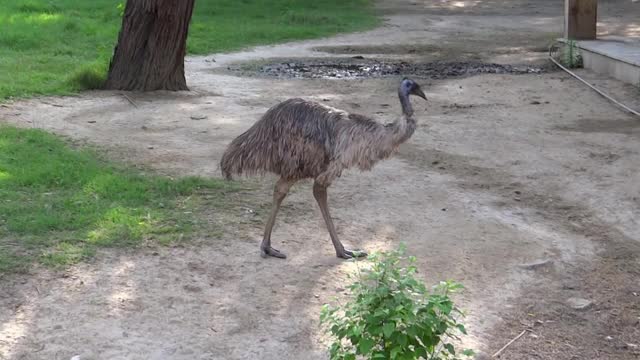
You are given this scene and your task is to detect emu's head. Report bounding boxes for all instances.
[399,78,427,100]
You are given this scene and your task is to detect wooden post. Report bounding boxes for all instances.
[565,0,598,40]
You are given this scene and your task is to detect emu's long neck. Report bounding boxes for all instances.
[399,90,413,117]
[387,90,417,146]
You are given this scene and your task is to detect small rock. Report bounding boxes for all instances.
[626,343,638,349]
[514,190,521,195]
[606,336,613,341]
[87,120,96,124]
[147,146,154,149]
[562,282,577,290]
[190,115,207,120]
[529,333,538,339]
[441,208,447,211]
[183,284,202,293]
[519,258,553,270]
[70,356,81,360]
[530,100,541,105]
[351,55,364,59]
[567,297,592,310]
[141,125,148,130]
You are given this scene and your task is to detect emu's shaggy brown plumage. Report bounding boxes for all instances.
[220,78,427,259]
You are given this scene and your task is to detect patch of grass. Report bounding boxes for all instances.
[67,61,108,90]
[0,0,378,100]
[0,126,238,274]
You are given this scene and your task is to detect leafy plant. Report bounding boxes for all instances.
[562,40,583,69]
[320,245,473,360]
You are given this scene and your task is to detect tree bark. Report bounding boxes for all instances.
[105,0,195,91]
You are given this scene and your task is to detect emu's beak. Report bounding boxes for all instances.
[415,87,427,101]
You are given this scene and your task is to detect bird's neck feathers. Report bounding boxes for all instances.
[398,89,413,117]
[387,90,417,146]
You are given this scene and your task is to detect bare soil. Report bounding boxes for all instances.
[1,1,640,359]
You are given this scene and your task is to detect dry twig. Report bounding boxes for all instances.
[121,93,138,108]
[492,329,530,358]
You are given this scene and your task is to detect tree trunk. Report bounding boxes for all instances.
[105,0,195,91]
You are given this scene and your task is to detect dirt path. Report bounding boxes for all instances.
[1,1,640,359]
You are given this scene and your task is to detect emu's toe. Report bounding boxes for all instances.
[261,246,287,259]
[337,249,367,259]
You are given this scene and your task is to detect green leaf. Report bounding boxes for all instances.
[390,345,402,359]
[370,325,383,336]
[444,343,455,355]
[397,333,408,347]
[352,325,362,337]
[358,338,375,354]
[383,322,396,338]
[462,349,475,357]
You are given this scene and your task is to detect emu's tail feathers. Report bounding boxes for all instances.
[219,128,268,180]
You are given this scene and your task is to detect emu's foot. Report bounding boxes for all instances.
[261,246,287,259]
[337,249,368,259]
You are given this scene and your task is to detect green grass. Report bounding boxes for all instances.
[0,126,238,274]
[0,0,378,100]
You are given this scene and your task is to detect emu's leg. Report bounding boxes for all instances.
[313,181,367,259]
[260,178,295,259]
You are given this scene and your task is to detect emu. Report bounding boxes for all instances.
[220,78,427,259]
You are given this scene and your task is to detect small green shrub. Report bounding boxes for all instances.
[562,40,583,69]
[321,246,473,360]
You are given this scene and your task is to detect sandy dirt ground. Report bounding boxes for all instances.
[1,0,640,359]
